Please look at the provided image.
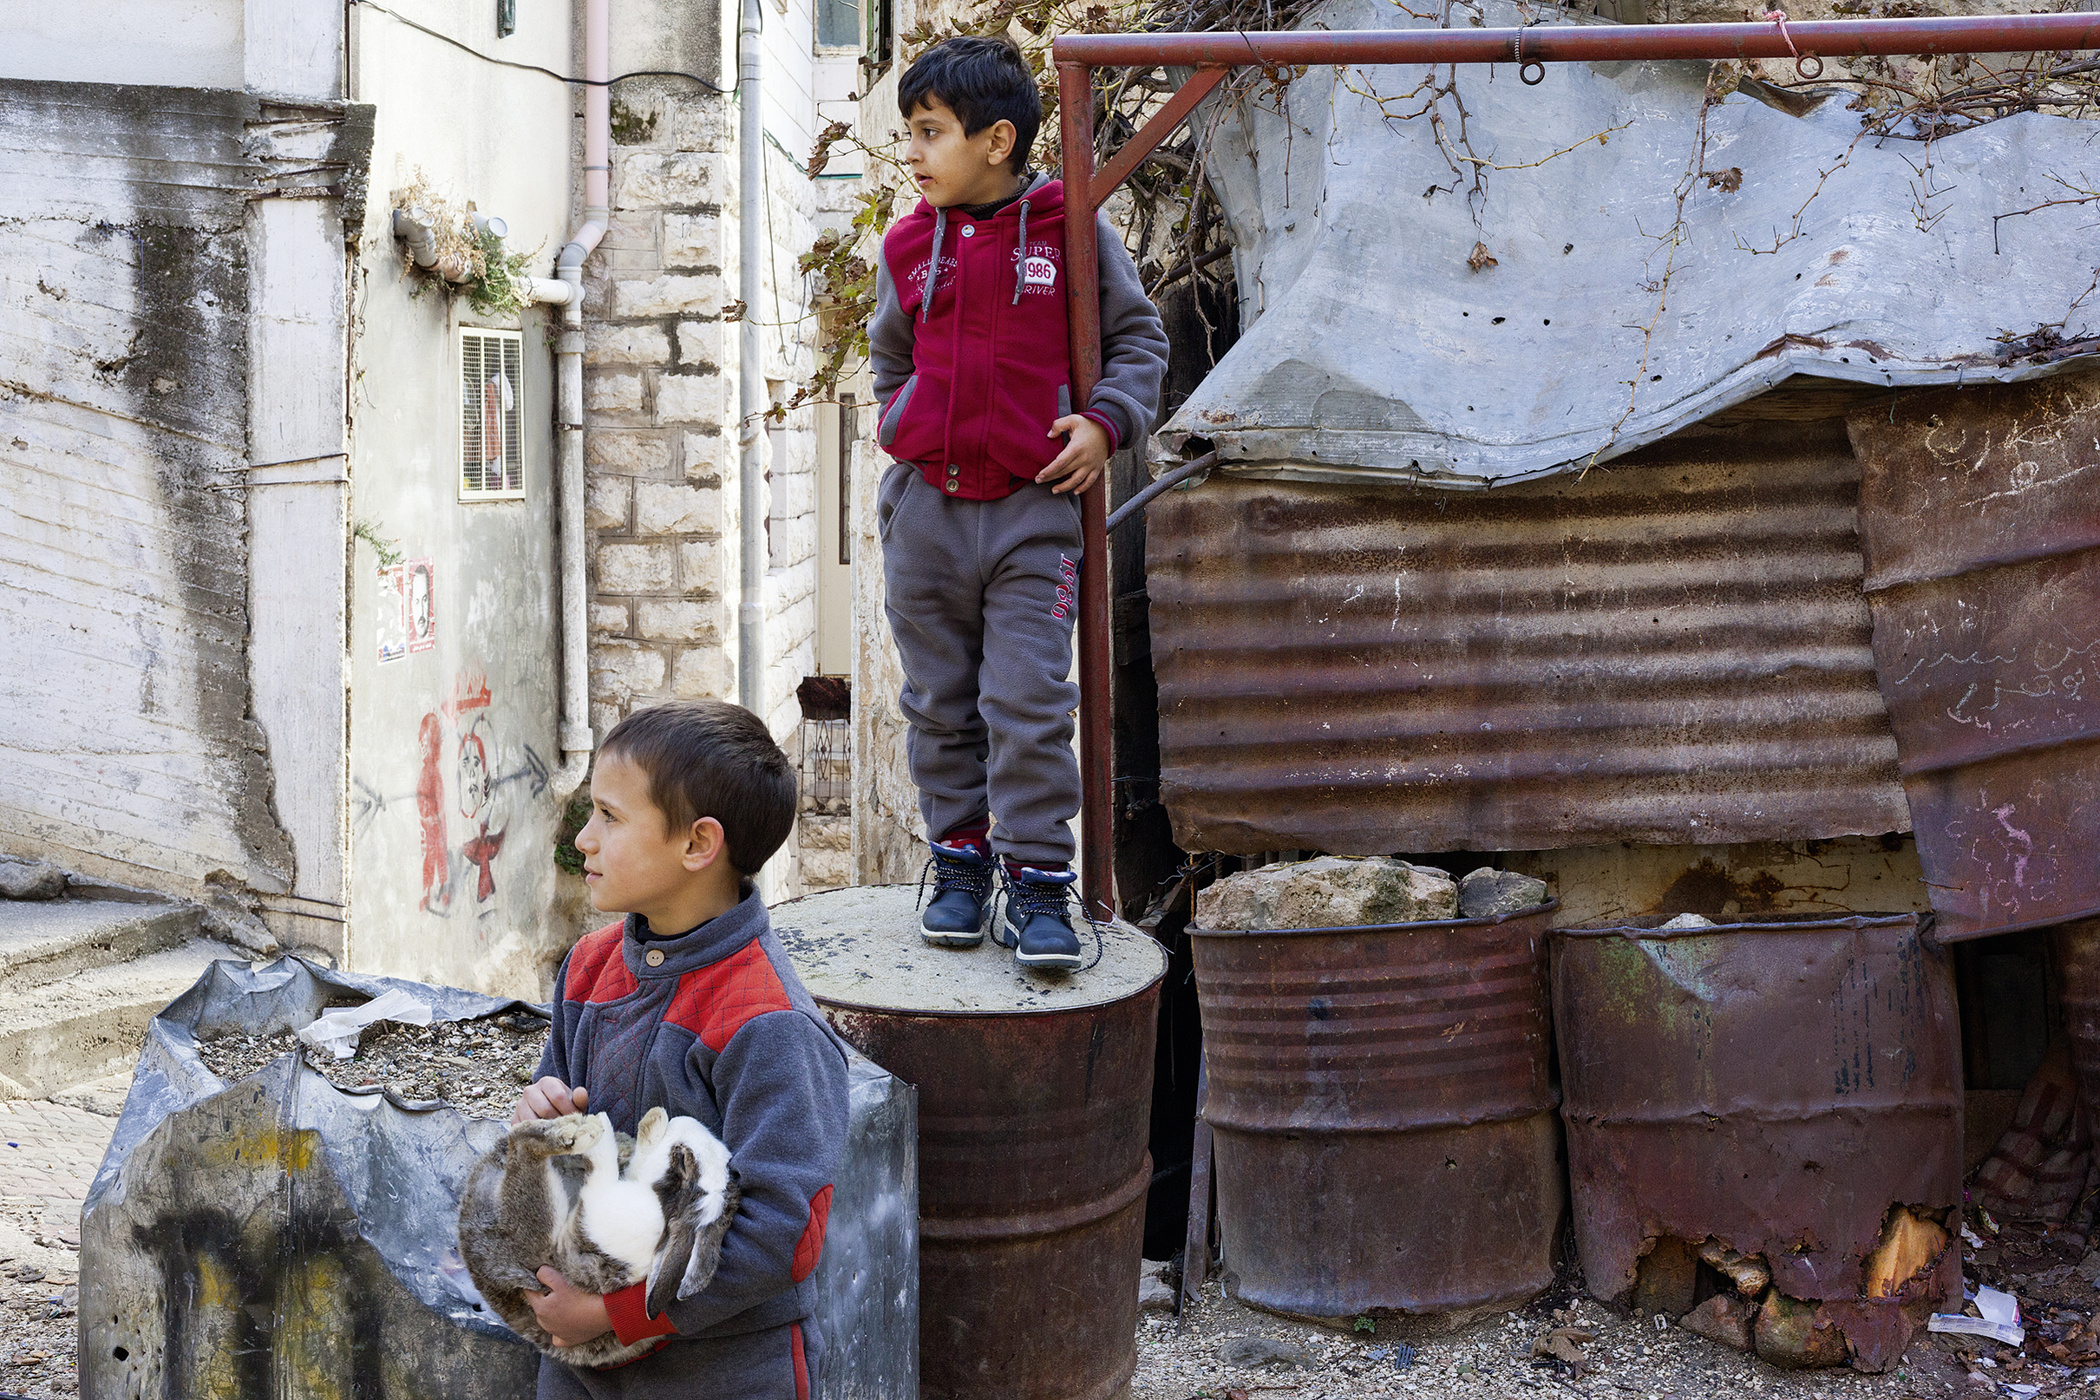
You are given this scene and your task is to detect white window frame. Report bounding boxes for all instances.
[458,327,527,502]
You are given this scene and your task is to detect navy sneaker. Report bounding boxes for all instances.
[997,864,1084,970]
[918,841,994,946]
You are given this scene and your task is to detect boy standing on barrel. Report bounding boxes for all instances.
[870,35,1169,969]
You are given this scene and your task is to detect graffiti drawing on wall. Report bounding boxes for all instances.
[375,566,408,663]
[406,558,437,654]
[353,663,547,917]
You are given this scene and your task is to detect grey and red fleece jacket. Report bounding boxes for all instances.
[870,171,1170,501]
[535,888,849,1349]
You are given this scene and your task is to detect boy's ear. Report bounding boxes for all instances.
[681,815,729,873]
[984,118,1017,169]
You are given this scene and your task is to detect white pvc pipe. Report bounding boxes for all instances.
[737,0,764,716]
[549,0,612,803]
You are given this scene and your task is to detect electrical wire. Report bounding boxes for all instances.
[350,0,730,92]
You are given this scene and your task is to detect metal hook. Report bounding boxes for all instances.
[1763,11,1823,81]
[1512,23,1547,84]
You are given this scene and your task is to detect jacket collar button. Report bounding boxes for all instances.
[960,224,975,237]
[644,948,665,967]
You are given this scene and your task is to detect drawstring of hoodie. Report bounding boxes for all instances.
[1012,198,1030,305]
[919,206,948,323]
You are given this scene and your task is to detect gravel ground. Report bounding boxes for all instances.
[0,1201,80,1399]
[192,1012,551,1118]
[1134,1277,1974,1400]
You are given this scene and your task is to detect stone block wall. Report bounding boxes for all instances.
[581,85,824,897]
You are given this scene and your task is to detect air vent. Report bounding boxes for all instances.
[459,328,524,499]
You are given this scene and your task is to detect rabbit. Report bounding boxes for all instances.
[456,1113,600,1356]
[457,1109,740,1370]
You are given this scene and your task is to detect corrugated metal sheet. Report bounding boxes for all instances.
[1146,419,1910,854]
[1852,372,2100,941]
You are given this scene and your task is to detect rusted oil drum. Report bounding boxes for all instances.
[776,885,1167,1400]
[1553,913,1962,1370]
[1190,901,1563,1322]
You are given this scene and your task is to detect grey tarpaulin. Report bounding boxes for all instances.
[1163,0,2100,486]
[78,955,918,1400]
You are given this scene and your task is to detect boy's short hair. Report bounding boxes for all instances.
[898,35,1041,173]
[599,700,797,876]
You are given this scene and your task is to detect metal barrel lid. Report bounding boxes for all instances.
[773,884,1167,1017]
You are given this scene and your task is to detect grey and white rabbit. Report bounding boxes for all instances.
[457,1108,740,1370]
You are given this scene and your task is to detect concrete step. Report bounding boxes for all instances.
[0,937,242,1099]
[0,899,201,992]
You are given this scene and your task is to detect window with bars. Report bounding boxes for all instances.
[459,328,525,500]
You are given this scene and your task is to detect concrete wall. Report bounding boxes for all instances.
[0,82,296,918]
[0,0,245,88]
[340,0,581,996]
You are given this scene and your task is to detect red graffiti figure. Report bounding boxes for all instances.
[462,822,506,902]
[416,714,451,912]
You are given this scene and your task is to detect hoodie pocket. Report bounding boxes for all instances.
[879,375,919,448]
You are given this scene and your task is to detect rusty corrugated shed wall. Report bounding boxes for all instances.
[1145,420,1910,855]
[1852,370,2100,940]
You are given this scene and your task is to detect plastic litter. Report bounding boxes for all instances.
[294,987,434,1058]
[1928,1286,2025,1347]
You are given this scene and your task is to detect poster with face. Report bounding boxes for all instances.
[406,559,437,653]
[375,565,407,663]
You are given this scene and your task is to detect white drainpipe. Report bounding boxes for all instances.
[545,0,612,800]
[737,0,764,715]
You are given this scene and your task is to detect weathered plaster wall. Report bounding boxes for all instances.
[0,81,296,917]
[0,0,245,89]
[342,0,580,996]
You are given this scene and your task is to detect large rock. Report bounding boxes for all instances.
[1754,1290,1850,1369]
[1458,867,1549,919]
[1681,1293,1754,1351]
[1197,856,1458,930]
[0,858,66,900]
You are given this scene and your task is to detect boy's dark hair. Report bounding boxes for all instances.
[599,700,797,876]
[898,35,1041,173]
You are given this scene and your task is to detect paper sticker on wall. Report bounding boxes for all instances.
[405,558,438,654]
[375,565,407,663]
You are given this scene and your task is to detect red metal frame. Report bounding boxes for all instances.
[1056,11,2100,922]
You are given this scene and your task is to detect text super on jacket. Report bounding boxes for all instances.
[869,173,1169,500]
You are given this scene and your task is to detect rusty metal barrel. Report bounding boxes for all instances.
[1553,913,1962,1370]
[1189,901,1563,1321]
[775,885,1167,1400]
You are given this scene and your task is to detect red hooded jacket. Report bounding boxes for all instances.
[871,176,1168,501]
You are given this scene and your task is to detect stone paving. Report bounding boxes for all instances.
[0,1100,113,1214]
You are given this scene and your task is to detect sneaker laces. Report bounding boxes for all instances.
[917,843,994,911]
[1002,867,1107,971]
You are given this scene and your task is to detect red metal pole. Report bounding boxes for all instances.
[1053,11,2100,67]
[1060,60,1117,925]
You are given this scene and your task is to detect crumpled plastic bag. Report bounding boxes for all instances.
[295,987,435,1059]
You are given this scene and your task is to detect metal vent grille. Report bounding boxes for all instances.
[459,328,524,499]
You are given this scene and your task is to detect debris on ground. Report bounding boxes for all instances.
[192,1012,551,1117]
[1132,1267,1983,1400]
[0,1199,82,1397]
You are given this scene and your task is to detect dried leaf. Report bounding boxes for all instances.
[1467,241,1498,273]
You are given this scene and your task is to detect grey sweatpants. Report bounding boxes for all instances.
[535,1317,818,1399]
[878,461,1083,866]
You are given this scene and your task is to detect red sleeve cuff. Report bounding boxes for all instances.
[1080,410,1122,453]
[604,1281,679,1345]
